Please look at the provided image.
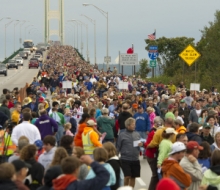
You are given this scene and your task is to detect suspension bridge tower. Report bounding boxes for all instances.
[44,0,64,44]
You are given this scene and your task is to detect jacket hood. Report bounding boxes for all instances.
[186,132,200,140]
[43,147,57,156]
[203,167,220,185]
[98,116,112,123]
[162,159,178,173]
[52,174,77,190]
[83,126,94,135]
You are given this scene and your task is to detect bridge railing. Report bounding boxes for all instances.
[2,48,24,64]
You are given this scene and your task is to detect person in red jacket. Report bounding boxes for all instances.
[145,116,164,190]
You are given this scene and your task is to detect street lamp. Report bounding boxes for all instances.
[5,20,14,59]
[73,19,88,61]
[25,25,33,39]
[83,3,109,68]
[68,20,79,49]
[14,20,20,52]
[81,14,96,64]
[67,22,76,48]
[19,20,29,48]
[0,17,11,22]
[72,19,83,55]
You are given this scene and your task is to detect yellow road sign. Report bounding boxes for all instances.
[179,44,201,66]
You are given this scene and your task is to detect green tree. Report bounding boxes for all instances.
[136,59,151,78]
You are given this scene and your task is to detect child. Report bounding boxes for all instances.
[64,122,74,136]
[86,147,116,190]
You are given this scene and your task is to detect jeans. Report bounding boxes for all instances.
[56,125,64,145]
[146,156,159,190]
[50,87,55,94]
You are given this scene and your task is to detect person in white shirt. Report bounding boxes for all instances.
[38,135,57,170]
[90,75,97,84]
[11,112,41,145]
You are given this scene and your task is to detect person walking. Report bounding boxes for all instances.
[180,141,203,190]
[97,108,115,143]
[0,99,10,119]
[117,117,142,188]
[35,109,58,140]
[11,112,41,145]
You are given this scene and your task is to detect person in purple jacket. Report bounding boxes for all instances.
[34,109,58,140]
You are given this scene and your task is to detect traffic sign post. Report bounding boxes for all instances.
[179,44,201,66]
[120,53,138,66]
[150,60,156,67]
[104,56,111,63]
[148,45,159,60]
[179,44,201,82]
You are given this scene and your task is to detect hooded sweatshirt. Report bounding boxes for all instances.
[97,116,115,140]
[186,132,202,144]
[38,147,57,170]
[201,165,220,189]
[74,122,87,147]
[53,175,77,190]
[162,159,191,190]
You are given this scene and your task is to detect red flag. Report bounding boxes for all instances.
[127,48,133,54]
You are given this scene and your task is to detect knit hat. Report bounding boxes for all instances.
[156,178,180,190]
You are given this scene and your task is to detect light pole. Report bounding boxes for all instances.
[72,20,83,55]
[5,20,14,59]
[19,20,28,48]
[14,20,20,52]
[68,20,79,49]
[25,25,33,39]
[81,14,96,64]
[83,3,109,68]
[67,22,76,48]
[74,20,88,61]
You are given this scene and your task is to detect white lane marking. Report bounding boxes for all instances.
[136,177,147,186]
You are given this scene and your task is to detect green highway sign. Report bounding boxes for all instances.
[150,60,156,67]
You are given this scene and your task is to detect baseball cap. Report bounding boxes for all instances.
[168,104,174,109]
[169,142,186,155]
[39,97,44,103]
[34,140,43,150]
[156,178,180,190]
[138,105,143,109]
[203,123,211,129]
[132,103,138,109]
[186,141,203,150]
[89,98,95,102]
[198,98,205,102]
[165,128,178,135]
[87,120,97,126]
[12,160,31,172]
[164,95,169,99]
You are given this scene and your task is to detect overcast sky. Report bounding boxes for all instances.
[0,0,220,63]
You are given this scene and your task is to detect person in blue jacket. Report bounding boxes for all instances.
[133,105,151,139]
[84,78,93,91]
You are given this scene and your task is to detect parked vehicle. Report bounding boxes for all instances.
[29,58,39,69]
[0,63,7,76]
[15,57,23,66]
[7,59,18,69]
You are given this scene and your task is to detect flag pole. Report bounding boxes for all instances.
[132,43,135,75]
[119,50,120,74]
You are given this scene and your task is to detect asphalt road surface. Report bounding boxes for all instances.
[0,51,46,93]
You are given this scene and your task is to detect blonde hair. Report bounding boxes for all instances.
[64,122,71,130]
[22,97,29,105]
[147,107,155,113]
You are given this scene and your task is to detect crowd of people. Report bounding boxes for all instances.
[0,45,220,190]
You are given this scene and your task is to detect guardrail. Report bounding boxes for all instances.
[2,48,24,64]
[74,48,85,61]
